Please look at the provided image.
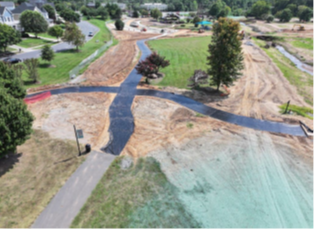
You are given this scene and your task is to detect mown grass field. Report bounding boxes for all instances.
[23,18,113,88]
[18,38,54,48]
[71,157,199,228]
[291,37,313,50]
[148,36,211,88]
[253,38,313,105]
[0,130,85,228]
[28,32,60,40]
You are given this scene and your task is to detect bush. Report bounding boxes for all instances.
[115,19,124,31]
[194,23,199,28]
[276,8,292,22]
[266,15,274,23]
[181,24,185,27]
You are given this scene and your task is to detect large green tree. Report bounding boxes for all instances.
[43,4,56,20]
[48,25,63,40]
[276,8,293,22]
[250,0,271,19]
[0,62,25,99]
[207,18,244,91]
[97,6,109,19]
[298,5,313,22]
[20,10,48,37]
[60,8,80,22]
[62,22,85,51]
[0,24,21,52]
[0,88,34,157]
[151,8,162,20]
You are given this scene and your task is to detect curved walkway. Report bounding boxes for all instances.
[26,39,306,156]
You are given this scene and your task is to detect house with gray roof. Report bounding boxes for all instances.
[0,6,19,29]
[0,1,15,11]
[11,2,49,21]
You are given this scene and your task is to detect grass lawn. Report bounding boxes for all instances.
[279,104,313,119]
[253,38,313,105]
[147,36,211,88]
[0,130,85,228]
[17,38,54,48]
[291,38,313,50]
[23,18,113,88]
[28,32,60,40]
[71,157,199,228]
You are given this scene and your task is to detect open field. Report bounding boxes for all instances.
[0,130,85,228]
[23,19,112,88]
[73,96,313,228]
[148,36,211,88]
[71,156,199,228]
[17,38,54,48]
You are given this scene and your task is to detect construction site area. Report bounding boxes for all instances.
[1,17,312,228]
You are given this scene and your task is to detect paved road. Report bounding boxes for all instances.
[32,151,116,228]
[1,21,99,61]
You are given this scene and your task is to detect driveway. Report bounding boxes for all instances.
[1,21,99,61]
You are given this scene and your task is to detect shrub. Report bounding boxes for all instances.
[266,15,274,23]
[181,24,185,27]
[115,19,124,31]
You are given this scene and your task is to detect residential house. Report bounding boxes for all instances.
[0,1,15,11]
[141,3,167,11]
[11,2,49,22]
[0,6,19,29]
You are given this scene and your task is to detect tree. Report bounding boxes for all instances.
[62,22,85,51]
[115,19,124,30]
[20,10,48,37]
[60,8,80,22]
[55,3,66,12]
[0,88,34,157]
[136,52,170,82]
[133,10,139,18]
[0,24,21,52]
[24,58,40,83]
[43,4,56,20]
[298,6,313,22]
[192,16,201,24]
[276,8,293,22]
[266,15,275,22]
[80,6,89,16]
[151,8,162,20]
[41,45,54,64]
[207,18,244,91]
[97,6,109,19]
[0,62,25,99]
[48,25,63,40]
[250,0,270,19]
[88,8,98,18]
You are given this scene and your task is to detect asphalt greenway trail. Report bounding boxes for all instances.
[26,39,306,155]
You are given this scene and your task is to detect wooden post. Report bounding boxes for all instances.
[284,100,290,114]
[73,125,81,156]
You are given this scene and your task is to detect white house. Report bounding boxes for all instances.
[0,1,15,11]
[0,6,19,29]
[141,3,167,11]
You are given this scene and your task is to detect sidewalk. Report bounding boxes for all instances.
[32,151,116,228]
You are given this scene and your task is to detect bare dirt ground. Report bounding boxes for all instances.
[246,20,313,38]
[81,25,158,86]
[28,93,114,148]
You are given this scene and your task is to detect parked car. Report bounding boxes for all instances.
[2,57,22,64]
[88,32,93,37]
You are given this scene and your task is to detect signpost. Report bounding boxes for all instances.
[73,125,84,156]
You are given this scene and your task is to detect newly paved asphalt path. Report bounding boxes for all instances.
[32,151,115,228]
[2,21,99,61]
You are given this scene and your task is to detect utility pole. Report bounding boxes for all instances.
[73,125,81,156]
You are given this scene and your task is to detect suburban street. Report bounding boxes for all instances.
[1,21,99,61]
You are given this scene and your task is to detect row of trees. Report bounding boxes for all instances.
[0,62,34,158]
[80,3,122,20]
[246,0,313,22]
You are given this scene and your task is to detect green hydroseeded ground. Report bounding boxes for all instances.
[148,36,211,89]
[71,157,200,228]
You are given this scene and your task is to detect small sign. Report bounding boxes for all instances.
[76,129,84,139]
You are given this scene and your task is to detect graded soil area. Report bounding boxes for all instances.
[121,96,313,227]
[28,93,114,148]
[82,26,158,86]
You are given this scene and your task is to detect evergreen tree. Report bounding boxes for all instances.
[207,18,244,91]
[41,45,55,64]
